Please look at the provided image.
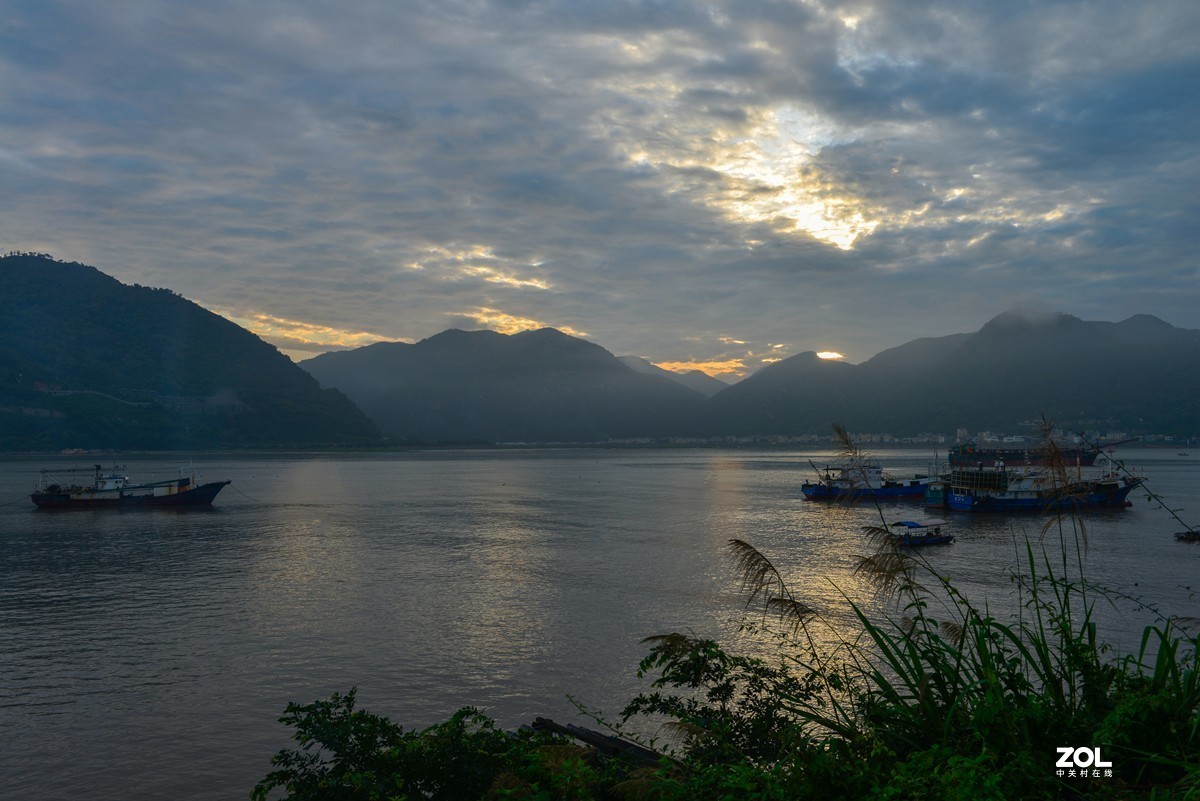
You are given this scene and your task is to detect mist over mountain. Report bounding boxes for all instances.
[0,254,379,449]
[302,328,708,443]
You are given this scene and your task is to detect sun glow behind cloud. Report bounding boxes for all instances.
[652,335,799,378]
[711,106,879,250]
[631,101,880,250]
[654,359,747,377]
[463,266,550,289]
[454,307,589,338]
[215,309,394,358]
[817,351,845,360]
[411,245,550,289]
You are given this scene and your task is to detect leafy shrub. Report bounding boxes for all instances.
[251,689,631,800]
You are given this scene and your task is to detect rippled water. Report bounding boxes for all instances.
[2,448,1198,799]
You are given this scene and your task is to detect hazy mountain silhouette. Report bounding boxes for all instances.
[0,253,379,449]
[6,252,1195,449]
[617,356,728,397]
[302,328,708,442]
[709,312,1200,435]
[704,351,859,435]
[308,311,1199,442]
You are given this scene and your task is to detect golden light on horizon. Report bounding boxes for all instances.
[817,351,845,360]
[654,358,747,378]
[214,308,392,353]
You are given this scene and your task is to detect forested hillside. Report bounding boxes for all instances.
[0,254,379,450]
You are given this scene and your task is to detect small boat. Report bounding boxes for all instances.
[1174,530,1200,543]
[891,519,954,546]
[801,463,933,501]
[31,465,231,509]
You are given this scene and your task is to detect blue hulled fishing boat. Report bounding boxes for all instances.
[937,464,1141,513]
[801,464,933,501]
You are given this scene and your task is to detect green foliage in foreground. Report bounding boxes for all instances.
[250,693,627,800]
[254,429,1200,800]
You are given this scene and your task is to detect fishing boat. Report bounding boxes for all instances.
[890,519,954,546]
[934,463,1142,513]
[1174,530,1200,543]
[30,465,231,509]
[801,463,933,501]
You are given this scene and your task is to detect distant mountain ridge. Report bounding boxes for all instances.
[706,312,1200,435]
[4,253,1197,449]
[301,328,708,443]
[0,254,379,449]
[307,312,1200,442]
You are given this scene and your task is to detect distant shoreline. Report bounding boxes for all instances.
[1,440,1193,459]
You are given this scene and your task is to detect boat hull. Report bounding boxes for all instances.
[899,534,955,546]
[801,480,930,501]
[31,480,231,509]
[944,481,1138,513]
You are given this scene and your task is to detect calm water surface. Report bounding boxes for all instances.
[2,448,1198,799]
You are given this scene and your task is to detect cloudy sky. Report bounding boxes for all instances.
[3,1,1198,375]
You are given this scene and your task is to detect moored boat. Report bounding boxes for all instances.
[1175,530,1200,543]
[801,464,933,501]
[932,463,1142,513]
[31,465,231,509]
[890,519,955,546]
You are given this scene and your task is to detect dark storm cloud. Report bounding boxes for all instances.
[2,0,1198,367]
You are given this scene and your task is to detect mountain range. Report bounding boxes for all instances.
[705,311,1200,437]
[304,310,1200,443]
[0,254,378,449]
[300,328,708,443]
[3,253,1198,450]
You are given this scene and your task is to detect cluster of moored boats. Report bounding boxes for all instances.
[800,442,1155,545]
[801,443,1143,513]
